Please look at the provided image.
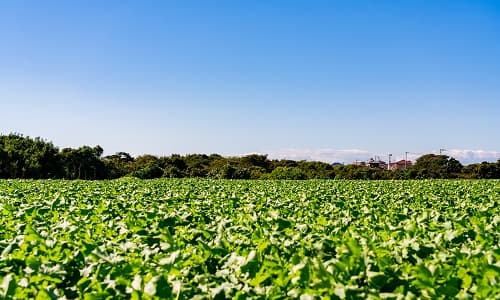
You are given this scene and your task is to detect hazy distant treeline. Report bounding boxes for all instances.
[1,133,499,180]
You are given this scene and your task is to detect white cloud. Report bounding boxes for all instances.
[245,148,500,165]
[264,148,372,164]
[442,149,500,165]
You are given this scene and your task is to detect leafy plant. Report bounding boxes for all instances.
[0,179,498,299]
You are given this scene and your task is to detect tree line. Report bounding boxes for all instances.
[1,133,499,180]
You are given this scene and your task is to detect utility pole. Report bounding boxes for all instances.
[388,154,392,170]
[439,148,446,155]
[405,152,409,169]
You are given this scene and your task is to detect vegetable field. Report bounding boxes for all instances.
[0,179,499,299]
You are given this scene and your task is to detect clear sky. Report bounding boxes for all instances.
[1,1,499,164]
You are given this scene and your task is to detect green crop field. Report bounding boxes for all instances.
[0,179,499,299]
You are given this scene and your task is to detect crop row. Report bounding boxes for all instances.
[0,179,499,299]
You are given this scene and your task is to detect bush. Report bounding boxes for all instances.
[130,165,163,179]
[208,164,251,179]
[263,167,307,180]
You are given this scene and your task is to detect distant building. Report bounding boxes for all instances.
[389,160,413,170]
[367,158,387,169]
[350,158,412,171]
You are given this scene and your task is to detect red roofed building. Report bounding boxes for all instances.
[389,160,413,170]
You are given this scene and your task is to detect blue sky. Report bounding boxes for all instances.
[1,1,499,164]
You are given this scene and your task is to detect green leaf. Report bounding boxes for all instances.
[35,289,57,300]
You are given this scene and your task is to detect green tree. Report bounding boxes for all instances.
[461,161,500,179]
[297,161,336,179]
[183,154,212,177]
[160,154,187,178]
[239,154,270,170]
[412,154,463,179]
[263,166,307,180]
[335,165,371,180]
[60,145,106,179]
[130,155,163,179]
[208,163,251,179]
[0,134,62,179]
[103,152,134,179]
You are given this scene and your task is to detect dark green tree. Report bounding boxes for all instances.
[208,163,251,179]
[461,161,500,179]
[60,145,106,179]
[263,166,307,180]
[335,165,372,180]
[297,161,336,179]
[160,154,187,178]
[411,154,463,179]
[103,152,134,179]
[0,134,62,179]
[239,154,270,170]
[130,155,163,179]
[183,154,212,177]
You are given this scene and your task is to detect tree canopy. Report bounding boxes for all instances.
[0,133,498,180]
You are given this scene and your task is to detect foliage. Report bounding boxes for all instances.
[334,165,397,180]
[208,163,251,179]
[412,154,463,179]
[0,134,61,179]
[461,161,500,179]
[296,161,335,179]
[262,166,307,180]
[129,155,164,179]
[60,146,106,180]
[103,152,135,179]
[0,179,498,299]
[1,133,499,180]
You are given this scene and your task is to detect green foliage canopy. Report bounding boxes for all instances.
[0,179,498,298]
[0,133,498,179]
